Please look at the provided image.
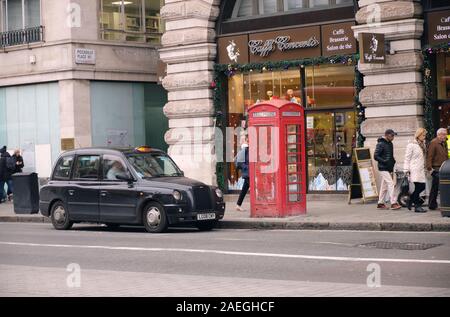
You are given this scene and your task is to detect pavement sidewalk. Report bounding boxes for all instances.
[0,196,449,231]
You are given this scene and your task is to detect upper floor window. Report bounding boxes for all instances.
[100,0,164,44]
[232,0,353,18]
[0,0,40,32]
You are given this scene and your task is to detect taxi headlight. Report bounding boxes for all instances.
[215,188,223,198]
[172,190,182,201]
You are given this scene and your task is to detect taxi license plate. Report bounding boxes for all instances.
[197,213,216,221]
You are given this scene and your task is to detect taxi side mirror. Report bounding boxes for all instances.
[180,171,185,177]
[116,174,135,183]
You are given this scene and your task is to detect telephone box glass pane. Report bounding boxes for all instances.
[287,134,297,144]
[288,174,298,183]
[255,126,277,202]
[287,125,298,134]
[288,184,298,192]
[287,144,298,153]
[287,155,297,163]
[289,193,299,202]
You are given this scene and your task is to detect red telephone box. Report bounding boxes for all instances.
[248,99,306,217]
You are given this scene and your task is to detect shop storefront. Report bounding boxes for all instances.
[215,21,360,192]
[423,7,450,138]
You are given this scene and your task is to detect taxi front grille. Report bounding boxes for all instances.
[193,186,213,211]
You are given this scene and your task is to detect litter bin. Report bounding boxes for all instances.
[439,159,450,217]
[11,172,39,214]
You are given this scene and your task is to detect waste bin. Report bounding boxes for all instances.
[11,172,39,214]
[439,159,450,217]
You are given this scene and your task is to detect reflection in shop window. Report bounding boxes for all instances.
[100,0,163,43]
[437,53,450,100]
[305,64,355,109]
[258,0,277,14]
[284,0,306,10]
[306,111,356,191]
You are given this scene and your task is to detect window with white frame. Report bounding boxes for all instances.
[100,0,164,44]
[0,0,40,32]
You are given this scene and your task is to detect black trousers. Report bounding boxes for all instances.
[411,182,426,206]
[429,171,440,209]
[237,177,250,206]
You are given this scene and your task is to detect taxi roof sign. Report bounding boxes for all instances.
[135,146,152,153]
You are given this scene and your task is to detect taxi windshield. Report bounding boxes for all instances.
[126,153,183,178]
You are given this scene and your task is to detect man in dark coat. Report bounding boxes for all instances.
[374,129,401,210]
[426,128,449,210]
[0,146,10,202]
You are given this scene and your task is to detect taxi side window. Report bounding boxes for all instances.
[72,155,100,180]
[102,155,129,181]
[53,156,74,180]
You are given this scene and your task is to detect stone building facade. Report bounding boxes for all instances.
[159,0,449,192]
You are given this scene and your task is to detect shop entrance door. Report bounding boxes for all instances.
[306,110,356,191]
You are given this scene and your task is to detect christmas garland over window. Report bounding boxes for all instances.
[212,54,364,190]
[422,42,450,140]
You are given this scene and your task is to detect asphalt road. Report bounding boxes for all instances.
[0,222,449,296]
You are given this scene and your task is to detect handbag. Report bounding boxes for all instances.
[400,175,410,195]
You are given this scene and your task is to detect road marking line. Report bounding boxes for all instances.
[1,241,450,264]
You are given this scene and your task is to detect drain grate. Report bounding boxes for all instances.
[356,241,442,250]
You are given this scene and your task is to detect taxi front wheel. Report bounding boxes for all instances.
[50,201,73,230]
[143,202,168,233]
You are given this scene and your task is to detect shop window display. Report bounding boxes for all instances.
[227,65,356,192]
[437,53,450,100]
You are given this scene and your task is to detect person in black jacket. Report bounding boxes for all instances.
[235,136,249,211]
[0,146,11,203]
[12,149,24,174]
[374,129,401,210]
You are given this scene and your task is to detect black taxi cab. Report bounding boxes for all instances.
[39,146,225,233]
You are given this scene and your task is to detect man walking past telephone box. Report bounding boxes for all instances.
[374,129,402,210]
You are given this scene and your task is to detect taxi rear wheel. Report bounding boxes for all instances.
[143,202,168,233]
[196,220,217,231]
[50,201,73,230]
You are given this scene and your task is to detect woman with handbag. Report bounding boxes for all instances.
[403,128,428,213]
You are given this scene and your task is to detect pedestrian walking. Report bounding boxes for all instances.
[426,128,449,210]
[235,135,249,212]
[374,129,402,210]
[0,146,15,202]
[403,128,428,213]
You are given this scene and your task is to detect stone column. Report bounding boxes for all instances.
[59,79,92,148]
[159,0,219,185]
[352,0,424,171]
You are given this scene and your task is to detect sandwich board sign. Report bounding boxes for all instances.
[348,147,378,203]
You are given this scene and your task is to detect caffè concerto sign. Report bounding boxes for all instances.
[217,22,356,64]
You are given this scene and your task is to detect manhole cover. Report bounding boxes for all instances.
[356,241,442,250]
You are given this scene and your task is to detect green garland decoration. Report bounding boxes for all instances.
[422,42,450,141]
[212,54,363,190]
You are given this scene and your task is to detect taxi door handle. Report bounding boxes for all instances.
[68,190,74,196]
[100,191,107,197]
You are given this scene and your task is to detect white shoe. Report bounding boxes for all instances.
[236,205,245,212]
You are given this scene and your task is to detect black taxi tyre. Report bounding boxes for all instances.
[50,201,73,230]
[196,220,218,231]
[143,202,168,233]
